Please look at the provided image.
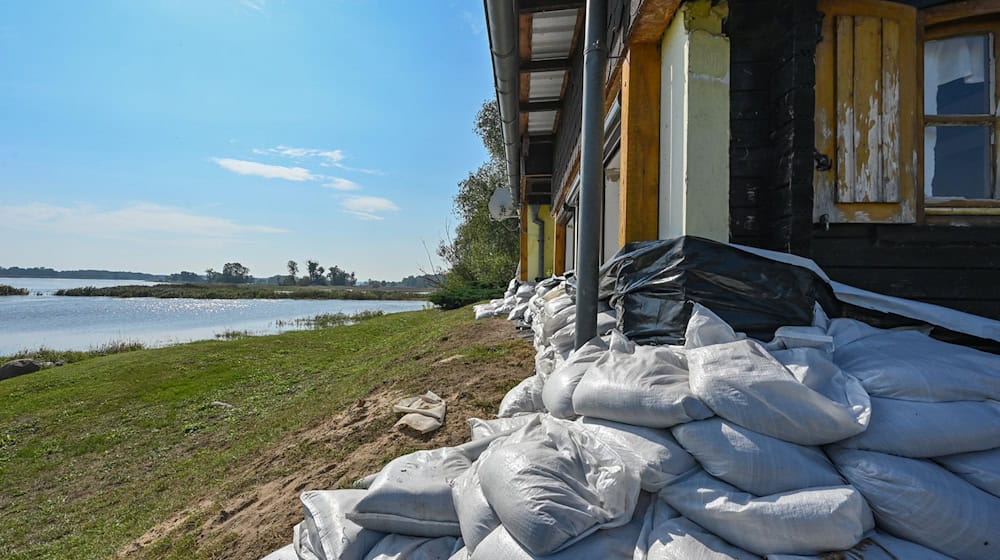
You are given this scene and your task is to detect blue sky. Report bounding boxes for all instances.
[0,0,495,280]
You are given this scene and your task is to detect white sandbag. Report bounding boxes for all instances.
[477,416,641,555]
[474,304,498,320]
[542,336,609,419]
[834,329,1000,402]
[394,391,447,435]
[349,446,474,537]
[828,447,1000,560]
[683,304,747,348]
[765,326,834,353]
[635,497,760,560]
[671,418,843,496]
[935,448,1000,497]
[534,346,560,378]
[542,293,573,319]
[507,301,529,321]
[542,304,576,342]
[467,414,541,441]
[295,522,322,560]
[766,530,954,560]
[497,376,544,418]
[470,492,653,560]
[573,331,712,428]
[448,547,469,560]
[261,543,299,560]
[515,283,535,300]
[659,469,873,556]
[578,417,696,492]
[451,449,501,553]
[300,489,386,560]
[688,340,870,445]
[825,318,886,348]
[363,534,460,560]
[838,397,1000,457]
[547,311,616,357]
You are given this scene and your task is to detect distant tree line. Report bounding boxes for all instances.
[284,259,357,286]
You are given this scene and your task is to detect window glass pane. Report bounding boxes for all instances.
[925,125,993,198]
[924,35,991,115]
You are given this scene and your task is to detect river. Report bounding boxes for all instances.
[0,277,428,354]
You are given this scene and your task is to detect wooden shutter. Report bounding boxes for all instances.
[815,0,917,223]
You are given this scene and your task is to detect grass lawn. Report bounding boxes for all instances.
[0,306,529,559]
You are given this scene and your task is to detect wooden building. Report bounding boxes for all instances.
[485,0,1000,320]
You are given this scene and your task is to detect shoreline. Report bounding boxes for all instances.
[53,282,430,301]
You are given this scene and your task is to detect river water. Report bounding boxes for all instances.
[0,277,429,354]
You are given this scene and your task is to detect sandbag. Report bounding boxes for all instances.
[477,416,641,555]
[349,446,475,537]
[825,318,887,348]
[294,522,322,560]
[542,304,576,342]
[838,397,1000,457]
[572,331,712,428]
[448,547,469,560]
[541,336,609,419]
[765,530,954,560]
[683,303,746,349]
[688,339,870,445]
[834,329,1000,402]
[497,376,544,418]
[578,417,696,492]
[470,492,653,560]
[363,534,460,560]
[547,311,617,357]
[507,302,529,322]
[451,451,501,553]
[635,497,760,560]
[935,448,1000,498]
[671,418,843,496]
[828,447,1000,560]
[467,414,541,441]
[598,237,839,345]
[300,489,386,560]
[659,469,873,556]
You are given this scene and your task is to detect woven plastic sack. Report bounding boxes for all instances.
[362,534,460,560]
[299,490,386,560]
[671,418,843,496]
[573,331,712,429]
[470,492,652,560]
[838,397,1000,457]
[659,469,873,556]
[834,328,1000,402]
[766,530,953,560]
[467,414,541,441]
[477,416,641,555]
[542,336,609,419]
[451,453,500,554]
[578,417,696,492]
[828,447,1000,560]
[935,448,1000,498]
[688,339,870,445]
[349,445,477,537]
[634,496,759,560]
[496,376,544,418]
[260,544,299,560]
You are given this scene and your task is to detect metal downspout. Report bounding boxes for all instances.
[574,0,607,349]
[483,0,521,198]
[531,205,545,280]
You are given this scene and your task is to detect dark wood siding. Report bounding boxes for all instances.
[727,0,819,255]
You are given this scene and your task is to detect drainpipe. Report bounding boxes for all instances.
[531,204,545,280]
[484,0,521,198]
[574,0,607,349]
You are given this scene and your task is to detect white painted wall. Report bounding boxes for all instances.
[658,0,731,242]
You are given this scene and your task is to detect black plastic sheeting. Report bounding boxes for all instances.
[599,237,841,345]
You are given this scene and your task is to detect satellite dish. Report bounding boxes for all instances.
[488,187,518,221]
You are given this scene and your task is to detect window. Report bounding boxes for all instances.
[924,23,1000,204]
[814,0,1000,224]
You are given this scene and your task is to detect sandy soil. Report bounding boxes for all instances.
[120,317,533,559]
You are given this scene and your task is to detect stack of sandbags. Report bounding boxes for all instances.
[472,279,537,321]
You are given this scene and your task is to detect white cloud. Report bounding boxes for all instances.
[340,195,400,221]
[0,202,287,238]
[254,145,383,175]
[212,157,316,181]
[324,177,363,191]
[241,0,266,11]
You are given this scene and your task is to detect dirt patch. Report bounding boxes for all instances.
[121,317,532,559]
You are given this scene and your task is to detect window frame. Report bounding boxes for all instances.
[920,9,1000,214]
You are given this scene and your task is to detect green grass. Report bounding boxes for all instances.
[0,307,475,560]
[0,340,146,365]
[54,282,429,301]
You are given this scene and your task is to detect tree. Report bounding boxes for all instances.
[437,100,519,286]
[221,262,251,283]
[287,260,298,285]
[205,268,221,283]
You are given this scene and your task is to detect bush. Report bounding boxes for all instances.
[0,284,28,296]
[429,275,504,310]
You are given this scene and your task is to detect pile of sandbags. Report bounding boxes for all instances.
[263,238,1000,560]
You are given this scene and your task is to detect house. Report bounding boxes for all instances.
[484,0,1000,321]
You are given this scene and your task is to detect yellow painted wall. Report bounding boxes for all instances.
[526,204,555,280]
